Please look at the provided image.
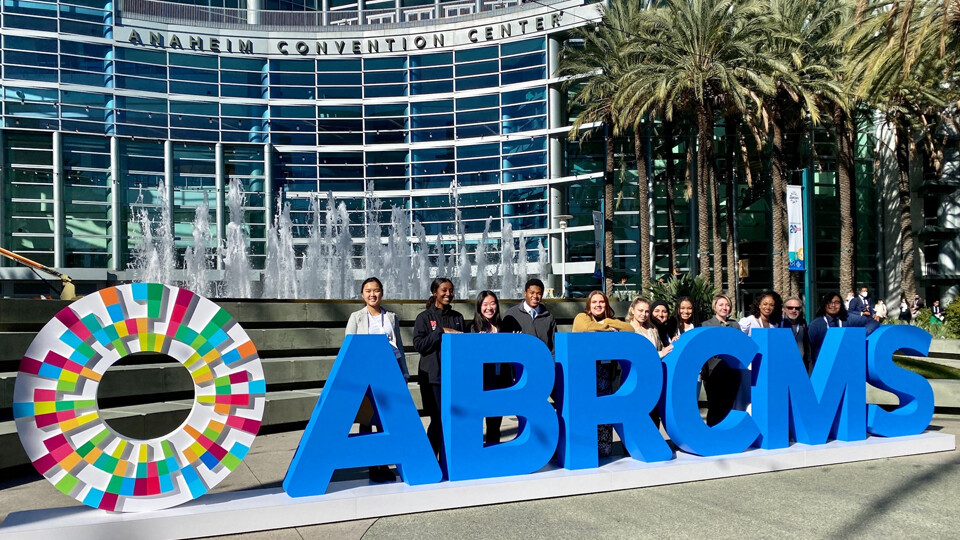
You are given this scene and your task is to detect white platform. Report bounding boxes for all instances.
[1,432,954,540]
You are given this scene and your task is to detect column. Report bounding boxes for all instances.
[164,140,174,238]
[215,143,225,270]
[110,136,121,270]
[547,35,564,294]
[247,0,260,25]
[0,130,5,263]
[264,143,274,227]
[53,131,65,268]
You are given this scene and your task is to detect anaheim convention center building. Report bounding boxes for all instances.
[0,0,956,304]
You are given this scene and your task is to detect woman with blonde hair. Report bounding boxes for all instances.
[628,296,673,358]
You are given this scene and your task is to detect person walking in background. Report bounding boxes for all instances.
[701,294,741,426]
[779,296,811,373]
[739,291,783,336]
[911,294,924,321]
[807,291,880,366]
[413,277,465,463]
[502,278,557,353]
[875,299,887,323]
[848,286,875,318]
[468,290,513,446]
[899,295,912,323]
[844,291,856,311]
[572,291,634,458]
[669,296,699,342]
[345,276,408,483]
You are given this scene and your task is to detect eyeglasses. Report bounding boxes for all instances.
[784,305,801,310]
[828,301,842,306]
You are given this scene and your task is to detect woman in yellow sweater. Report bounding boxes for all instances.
[572,290,633,457]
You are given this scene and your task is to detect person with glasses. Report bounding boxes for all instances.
[807,291,879,367]
[779,296,811,374]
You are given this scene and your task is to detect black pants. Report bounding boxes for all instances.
[703,361,741,427]
[417,370,444,459]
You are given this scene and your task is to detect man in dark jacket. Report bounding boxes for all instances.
[779,296,812,373]
[501,278,557,352]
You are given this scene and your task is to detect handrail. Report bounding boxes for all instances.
[117,0,557,31]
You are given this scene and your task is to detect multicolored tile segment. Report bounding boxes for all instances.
[13,284,265,512]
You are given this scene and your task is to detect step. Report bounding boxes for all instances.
[1,354,423,413]
[0,382,425,471]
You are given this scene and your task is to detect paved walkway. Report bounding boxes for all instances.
[3,416,960,539]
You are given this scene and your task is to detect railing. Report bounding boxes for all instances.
[118,0,551,30]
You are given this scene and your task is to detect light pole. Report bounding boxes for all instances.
[556,214,573,298]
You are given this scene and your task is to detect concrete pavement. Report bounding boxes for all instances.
[3,416,960,539]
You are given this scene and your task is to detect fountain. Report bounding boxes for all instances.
[222,178,252,299]
[129,185,551,300]
[131,180,175,287]
[183,194,212,298]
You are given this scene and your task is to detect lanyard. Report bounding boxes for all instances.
[823,316,842,328]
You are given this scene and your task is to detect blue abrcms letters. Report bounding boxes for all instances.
[283,328,935,496]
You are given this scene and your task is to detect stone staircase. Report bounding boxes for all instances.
[0,297,590,472]
[3,297,959,472]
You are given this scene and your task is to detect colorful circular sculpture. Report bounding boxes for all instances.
[13,284,265,512]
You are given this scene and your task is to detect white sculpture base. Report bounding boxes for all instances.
[1,432,954,540]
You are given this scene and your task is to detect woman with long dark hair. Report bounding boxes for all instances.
[649,300,672,350]
[669,296,699,341]
[807,291,879,368]
[469,290,513,445]
[345,276,408,482]
[738,291,783,336]
[413,277,465,462]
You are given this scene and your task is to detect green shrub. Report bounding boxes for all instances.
[944,300,960,339]
[645,273,719,321]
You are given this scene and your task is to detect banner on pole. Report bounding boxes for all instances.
[592,210,604,279]
[787,185,805,271]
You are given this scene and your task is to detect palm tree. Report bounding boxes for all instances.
[849,0,958,302]
[763,0,846,296]
[558,0,644,293]
[619,0,776,289]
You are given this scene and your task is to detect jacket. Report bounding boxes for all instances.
[413,304,465,384]
[345,307,409,378]
[501,302,557,352]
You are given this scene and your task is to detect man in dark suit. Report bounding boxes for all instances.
[779,296,811,374]
[501,278,557,352]
[847,286,875,319]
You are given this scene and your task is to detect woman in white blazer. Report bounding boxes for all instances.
[345,276,408,483]
[345,277,409,378]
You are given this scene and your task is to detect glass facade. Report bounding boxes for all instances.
[0,0,906,302]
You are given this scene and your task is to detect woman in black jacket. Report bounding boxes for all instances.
[413,277,465,460]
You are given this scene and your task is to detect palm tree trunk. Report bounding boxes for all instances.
[833,103,855,297]
[604,125,615,294]
[664,120,678,275]
[696,102,713,280]
[726,115,740,311]
[771,104,788,295]
[635,125,651,292]
[894,117,917,300]
[710,166,723,292]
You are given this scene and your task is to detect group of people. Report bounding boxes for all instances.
[344,276,881,483]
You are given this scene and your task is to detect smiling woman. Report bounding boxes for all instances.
[413,277,465,462]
